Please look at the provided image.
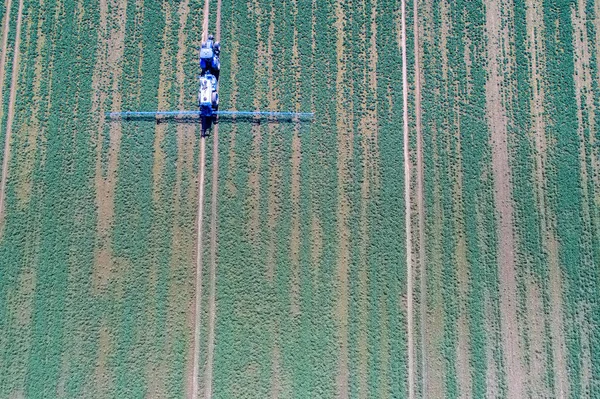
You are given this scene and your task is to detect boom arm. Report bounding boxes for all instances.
[107,110,315,120]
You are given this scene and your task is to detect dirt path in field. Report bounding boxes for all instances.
[525,0,568,396]
[412,0,427,395]
[192,0,211,396]
[334,0,353,396]
[484,0,524,397]
[204,1,221,395]
[0,0,12,184]
[0,0,22,235]
[194,1,220,394]
[399,0,414,397]
[192,136,207,399]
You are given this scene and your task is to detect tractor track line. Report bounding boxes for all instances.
[0,0,11,222]
[192,0,210,396]
[192,136,207,399]
[413,0,426,395]
[0,0,23,233]
[400,0,414,397]
[204,1,221,397]
[192,0,219,396]
[0,0,11,132]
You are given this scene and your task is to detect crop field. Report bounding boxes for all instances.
[0,0,599,398]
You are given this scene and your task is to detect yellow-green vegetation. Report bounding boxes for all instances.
[0,0,599,397]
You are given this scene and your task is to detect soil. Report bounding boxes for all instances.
[525,277,549,397]
[334,0,353,395]
[290,2,302,318]
[92,0,126,292]
[484,0,525,396]
[526,0,569,395]
[454,113,472,399]
[399,0,415,396]
[412,0,428,395]
[0,0,23,234]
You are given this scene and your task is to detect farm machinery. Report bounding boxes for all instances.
[107,34,314,135]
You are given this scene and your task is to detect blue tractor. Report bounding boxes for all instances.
[198,71,218,135]
[107,33,313,132]
[198,34,220,135]
[199,34,220,79]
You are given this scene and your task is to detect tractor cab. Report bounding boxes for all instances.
[200,34,220,77]
[198,72,218,135]
[198,73,218,114]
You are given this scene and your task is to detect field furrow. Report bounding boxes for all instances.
[1,0,598,396]
[484,1,525,396]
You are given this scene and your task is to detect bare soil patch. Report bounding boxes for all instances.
[13,7,47,209]
[484,296,500,399]
[525,276,549,397]
[398,0,414,396]
[94,320,113,398]
[525,0,569,396]
[484,0,525,396]
[91,0,126,292]
[424,127,445,399]
[334,0,353,395]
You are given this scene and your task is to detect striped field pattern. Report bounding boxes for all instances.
[0,0,598,397]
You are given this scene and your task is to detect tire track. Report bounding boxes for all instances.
[192,136,207,399]
[194,0,220,396]
[204,2,221,395]
[400,0,413,396]
[412,0,426,395]
[191,0,211,395]
[0,0,12,217]
[0,0,23,234]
